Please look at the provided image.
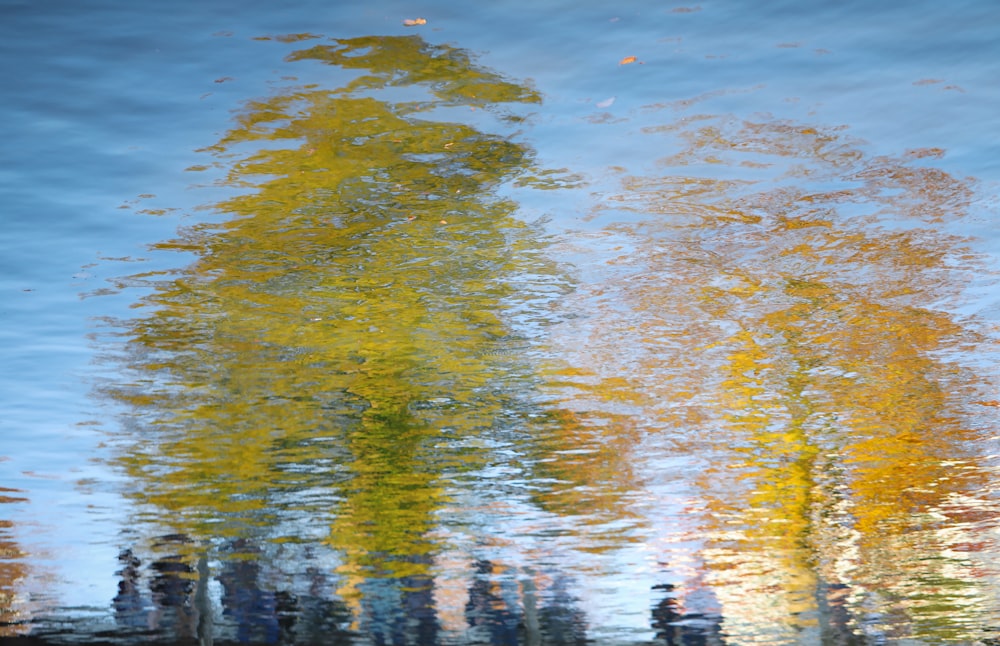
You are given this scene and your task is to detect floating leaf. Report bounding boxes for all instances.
[403,17,427,26]
[619,55,637,65]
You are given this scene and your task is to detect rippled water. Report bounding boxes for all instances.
[3,0,1000,644]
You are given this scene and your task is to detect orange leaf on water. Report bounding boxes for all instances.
[619,55,637,65]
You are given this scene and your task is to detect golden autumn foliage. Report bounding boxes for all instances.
[543,114,999,638]
[101,35,571,587]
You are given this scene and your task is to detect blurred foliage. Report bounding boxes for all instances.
[97,32,1000,642]
[546,115,998,639]
[102,35,571,587]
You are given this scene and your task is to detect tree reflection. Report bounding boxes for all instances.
[0,490,29,637]
[100,33,575,641]
[549,114,1000,640]
[92,28,1000,643]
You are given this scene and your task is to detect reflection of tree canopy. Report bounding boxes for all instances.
[102,35,570,588]
[546,114,999,640]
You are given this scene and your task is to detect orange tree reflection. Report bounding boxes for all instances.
[548,115,999,640]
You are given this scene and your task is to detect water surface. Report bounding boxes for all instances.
[3,0,1000,643]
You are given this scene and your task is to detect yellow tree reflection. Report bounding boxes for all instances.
[549,114,1000,640]
[101,34,572,624]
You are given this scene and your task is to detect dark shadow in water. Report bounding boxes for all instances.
[110,535,357,644]
[649,584,724,646]
[99,541,591,646]
[465,560,588,646]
